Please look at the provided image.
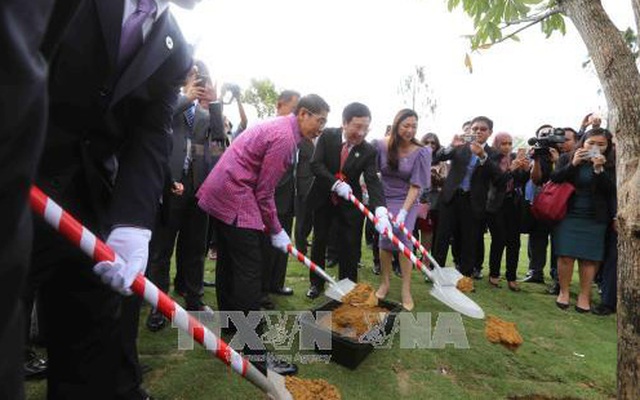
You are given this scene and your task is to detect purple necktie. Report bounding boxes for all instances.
[118,0,157,71]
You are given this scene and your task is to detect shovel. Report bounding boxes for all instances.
[346,193,485,319]
[287,244,357,302]
[387,211,464,286]
[30,186,292,400]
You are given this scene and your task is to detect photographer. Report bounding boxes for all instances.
[222,83,248,141]
[432,116,503,279]
[521,124,565,284]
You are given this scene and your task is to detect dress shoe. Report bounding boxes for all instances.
[575,305,591,314]
[267,355,298,376]
[306,286,321,299]
[546,282,560,295]
[24,351,47,381]
[186,302,215,316]
[146,309,168,332]
[325,259,337,268]
[472,269,484,280]
[520,274,545,284]
[488,277,501,288]
[555,301,570,310]
[203,280,216,287]
[271,286,294,296]
[591,304,616,316]
[507,281,521,292]
[372,262,381,275]
[260,295,275,310]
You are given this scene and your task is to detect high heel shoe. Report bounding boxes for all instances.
[402,301,414,312]
[575,305,591,313]
[555,301,570,310]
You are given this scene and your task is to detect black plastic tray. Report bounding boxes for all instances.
[299,299,402,369]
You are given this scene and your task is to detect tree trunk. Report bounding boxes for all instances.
[632,0,640,51]
[561,1,640,398]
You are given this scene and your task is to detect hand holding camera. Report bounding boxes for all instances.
[470,142,486,159]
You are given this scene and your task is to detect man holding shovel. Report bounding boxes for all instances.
[197,94,330,376]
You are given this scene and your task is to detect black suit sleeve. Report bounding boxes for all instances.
[310,130,339,188]
[363,146,385,210]
[550,153,578,184]
[110,57,192,229]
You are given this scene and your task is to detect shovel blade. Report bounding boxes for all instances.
[430,266,464,286]
[266,369,293,400]
[324,279,357,302]
[430,285,485,319]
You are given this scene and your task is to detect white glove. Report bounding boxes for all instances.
[93,227,152,296]
[332,180,353,200]
[394,209,408,226]
[270,229,292,254]
[374,207,392,236]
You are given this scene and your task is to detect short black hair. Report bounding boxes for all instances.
[278,90,300,103]
[342,102,371,124]
[471,116,493,131]
[294,94,330,115]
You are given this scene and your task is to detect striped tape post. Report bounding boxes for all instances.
[29,186,280,398]
[347,194,436,281]
[287,244,338,286]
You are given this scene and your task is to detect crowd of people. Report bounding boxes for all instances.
[2,1,618,399]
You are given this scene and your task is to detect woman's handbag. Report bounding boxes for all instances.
[530,181,575,222]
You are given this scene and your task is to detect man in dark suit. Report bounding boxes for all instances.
[294,138,315,253]
[261,90,301,304]
[25,1,197,398]
[306,102,390,299]
[0,1,58,397]
[145,61,223,331]
[433,116,503,278]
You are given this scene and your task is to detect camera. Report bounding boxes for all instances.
[461,133,476,144]
[527,127,566,157]
[221,83,241,104]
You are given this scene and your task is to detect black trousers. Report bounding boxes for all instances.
[212,218,267,371]
[29,189,123,400]
[147,181,207,309]
[527,218,553,278]
[309,201,363,288]
[433,192,485,277]
[600,228,617,309]
[294,193,313,253]
[263,210,293,293]
[0,2,55,398]
[487,196,521,282]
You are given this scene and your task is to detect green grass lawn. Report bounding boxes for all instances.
[26,234,616,399]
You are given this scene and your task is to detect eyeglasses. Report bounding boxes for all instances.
[423,141,436,145]
[306,109,327,127]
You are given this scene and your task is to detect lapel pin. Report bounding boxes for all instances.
[355,152,360,158]
[165,36,173,50]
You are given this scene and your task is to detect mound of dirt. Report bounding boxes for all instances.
[285,376,341,400]
[485,315,524,351]
[456,276,475,292]
[341,283,378,307]
[319,303,389,339]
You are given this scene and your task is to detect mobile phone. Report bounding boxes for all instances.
[587,146,600,159]
[516,148,526,159]
[462,133,475,144]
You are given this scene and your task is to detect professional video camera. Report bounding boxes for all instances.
[528,127,566,157]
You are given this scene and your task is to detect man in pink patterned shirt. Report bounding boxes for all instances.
[196,94,330,376]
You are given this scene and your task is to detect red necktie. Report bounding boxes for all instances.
[340,143,350,171]
[331,143,350,205]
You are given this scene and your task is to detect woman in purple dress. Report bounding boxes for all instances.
[375,109,431,311]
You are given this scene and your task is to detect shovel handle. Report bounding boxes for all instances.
[346,194,436,282]
[387,211,442,270]
[287,244,338,286]
[29,186,282,398]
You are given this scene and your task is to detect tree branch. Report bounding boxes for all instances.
[503,7,561,26]
[492,7,562,46]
